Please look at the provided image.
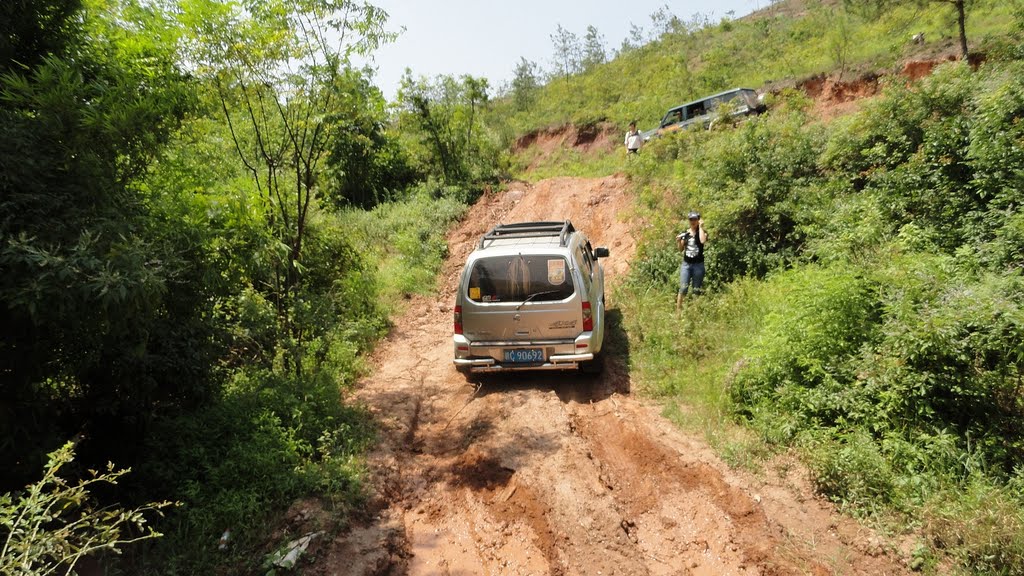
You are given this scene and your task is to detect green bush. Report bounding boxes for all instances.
[805,430,897,515]
[136,365,374,574]
[858,258,1024,476]
[730,264,878,425]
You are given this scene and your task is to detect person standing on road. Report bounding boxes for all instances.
[624,121,643,155]
[676,211,707,311]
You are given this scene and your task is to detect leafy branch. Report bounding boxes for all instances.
[0,443,173,576]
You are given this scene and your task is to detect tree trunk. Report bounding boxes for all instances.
[955,0,968,59]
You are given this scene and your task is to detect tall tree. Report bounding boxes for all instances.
[827,9,854,78]
[510,57,540,111]
[648,4,683,39]
[398,72,495,185]
[581,25,607,71]
[178,0,395,372]
[618,22,645,54]
[322,66,415,209]
[549,24,581,82]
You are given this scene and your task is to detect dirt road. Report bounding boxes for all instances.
[314,176,910,575]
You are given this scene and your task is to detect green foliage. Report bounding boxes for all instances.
[0,0,205,488]
[135,368,374,574]
[730,265,879,425]
[322,66,418,209]
[397,73,504,185]
[549,24,582,81]
[510,57,541,112]
[1,443,171,575]
[820,61,1024,260]
[176,0,400,388]
[805,430,897,514]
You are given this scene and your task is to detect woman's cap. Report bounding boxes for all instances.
[687,211,701,220]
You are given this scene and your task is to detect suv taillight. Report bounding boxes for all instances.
[582,301,593,331]
[454,305,463,335]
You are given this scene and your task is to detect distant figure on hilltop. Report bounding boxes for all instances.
[624,121,643,155]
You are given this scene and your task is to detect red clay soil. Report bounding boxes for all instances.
[294,176,913,576]
[514,123,620,171]
[792,53,982,120]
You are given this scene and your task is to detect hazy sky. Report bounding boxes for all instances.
[363,0,764,100]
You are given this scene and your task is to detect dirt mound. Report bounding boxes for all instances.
[901,58,952,81]
[513,122,620,171]
[782,53,983,121]
[793,72,881,121]
[798,72,880,103]
[293,175,912,575]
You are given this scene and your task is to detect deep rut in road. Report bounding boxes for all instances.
[310,176,911,575]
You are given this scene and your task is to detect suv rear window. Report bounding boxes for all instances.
[467,255,575,303]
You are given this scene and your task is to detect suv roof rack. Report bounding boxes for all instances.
[480,221,575,248]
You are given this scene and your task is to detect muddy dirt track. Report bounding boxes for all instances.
[313,176,911,575]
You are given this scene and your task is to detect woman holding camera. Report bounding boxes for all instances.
[676,211,707,311]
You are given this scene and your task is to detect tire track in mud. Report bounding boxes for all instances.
[309,176,911,576]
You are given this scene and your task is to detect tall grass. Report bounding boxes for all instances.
[342,188,469,311]
[617,278,773,460]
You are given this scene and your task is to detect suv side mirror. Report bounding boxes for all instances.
[593,247,610,259]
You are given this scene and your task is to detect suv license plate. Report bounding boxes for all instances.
[503,349,544,363]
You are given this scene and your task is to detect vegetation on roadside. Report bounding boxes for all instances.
[617,55,1024,575]
[1,0,487,573]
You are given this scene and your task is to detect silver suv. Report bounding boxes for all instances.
[641,87,765,140]
[453,221,610,375]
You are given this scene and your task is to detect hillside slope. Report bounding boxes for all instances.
[490,0,1016,135]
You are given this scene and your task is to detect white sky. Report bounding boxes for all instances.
[363,0,764,101]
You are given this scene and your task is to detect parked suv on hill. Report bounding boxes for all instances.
[642,87,765,140]
[453,221,610,375]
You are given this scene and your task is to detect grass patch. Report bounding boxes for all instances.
[617,276,772,458]
[342,188,469,312]
[512,146,625,182]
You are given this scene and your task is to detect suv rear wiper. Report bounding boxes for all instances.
[516,290,560,311]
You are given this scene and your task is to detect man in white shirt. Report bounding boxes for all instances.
[624,121,642,154]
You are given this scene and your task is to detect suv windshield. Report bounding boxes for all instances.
[467,255,575,303]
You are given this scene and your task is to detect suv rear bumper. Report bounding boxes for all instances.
[454,353,594,372]
[453,334,596,373]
